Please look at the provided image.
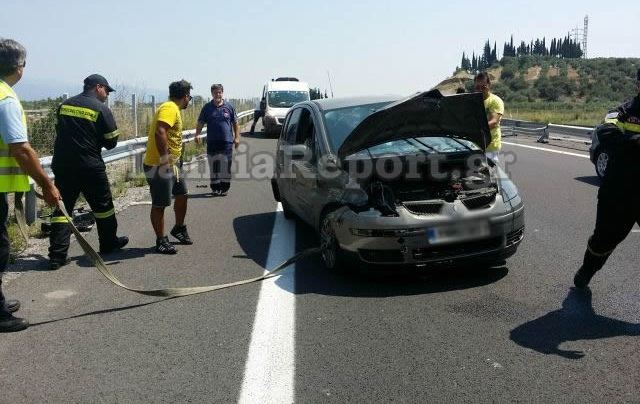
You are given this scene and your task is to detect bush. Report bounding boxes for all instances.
[27,105,58,155]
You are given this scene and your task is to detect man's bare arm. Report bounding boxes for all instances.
[488,112,502,130]
[155,121,171,164]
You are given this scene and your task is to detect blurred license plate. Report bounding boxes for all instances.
[426,221,490,244]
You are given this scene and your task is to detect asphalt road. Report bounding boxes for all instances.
[1,127,639,403]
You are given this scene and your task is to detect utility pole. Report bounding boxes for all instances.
[326,70,334,98]
[570,14,588,59]
[583,15,588,59]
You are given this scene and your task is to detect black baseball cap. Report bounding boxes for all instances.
[84,74,115,92]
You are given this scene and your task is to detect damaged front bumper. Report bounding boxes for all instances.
[329,197,525,267]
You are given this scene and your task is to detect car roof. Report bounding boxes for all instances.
[266,81,309,91]
[311,95,402,112]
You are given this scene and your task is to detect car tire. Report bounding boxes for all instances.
[271,178,281,202]
[281,199,295,220]
[595,149,609,179]
[319,213,348,271]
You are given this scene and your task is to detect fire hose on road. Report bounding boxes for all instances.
[13,192,321,298]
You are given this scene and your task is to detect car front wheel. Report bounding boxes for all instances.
[595,149,609,179]
[319,213,347,270]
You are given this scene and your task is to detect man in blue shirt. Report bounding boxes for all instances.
[195,84,240,196]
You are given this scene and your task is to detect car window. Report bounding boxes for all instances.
[268,91,310,108]
[296,108,316,162]
[284,108,302,144]
[322,102,392,152]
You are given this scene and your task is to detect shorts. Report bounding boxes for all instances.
[144,163,188,207]
[485,151,500,164]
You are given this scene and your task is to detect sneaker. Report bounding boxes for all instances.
[156,236,177,254]
[170,225,193,245]
[0,313,28,333]
[99,236,129,254]
[5,299,20,313]
[211,189,222,196]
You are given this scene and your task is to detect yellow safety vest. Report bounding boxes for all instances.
[0,80,30,192]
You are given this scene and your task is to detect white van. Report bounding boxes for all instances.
[261,77,310,136]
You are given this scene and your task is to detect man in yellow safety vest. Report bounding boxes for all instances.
[0,38,61,332]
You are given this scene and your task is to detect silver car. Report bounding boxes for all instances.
[271,90,525,270]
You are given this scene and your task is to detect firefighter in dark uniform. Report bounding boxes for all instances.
[249,96,266,135]
[48,74,128,270]
[574,68,640,289]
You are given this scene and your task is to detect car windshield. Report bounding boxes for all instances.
[267,91,310,108]
[323,102,392,151]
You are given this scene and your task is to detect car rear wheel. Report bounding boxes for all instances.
[319,213,349,271]
[595,149,609,179]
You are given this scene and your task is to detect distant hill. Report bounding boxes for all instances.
[435,56,640,105]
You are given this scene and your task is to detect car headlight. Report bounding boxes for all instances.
[499,178,519,202]
[341,187,369,207]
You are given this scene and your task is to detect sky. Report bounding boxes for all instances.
[2,0,639,101]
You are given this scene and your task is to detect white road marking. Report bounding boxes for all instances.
[503,141,590,159]
[239,202,296,404]
[632,230,640,233]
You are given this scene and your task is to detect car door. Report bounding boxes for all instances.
[289,107,320,224]
[276,107,302,208]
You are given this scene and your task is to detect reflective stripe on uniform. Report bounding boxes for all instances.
[0,166,26,175]
[59,105,99,122]
[50,216,70,224]
[93,208,115,219]
[103,129,120,139]
[604,117,640,135]
[620,121,640,134]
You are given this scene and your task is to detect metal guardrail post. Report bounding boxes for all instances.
[25,184,37,225]
[132,93,138,138]
[537,125,550,143]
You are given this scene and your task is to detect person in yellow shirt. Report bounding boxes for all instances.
[143,80,192,254]
[474,71,504,162]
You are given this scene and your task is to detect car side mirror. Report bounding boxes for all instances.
[323,156,340,172]
[286,144,311,161]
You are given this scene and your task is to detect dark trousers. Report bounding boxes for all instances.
[250,110,264,133]
[207,144,233,193]
[49,169,118,262]
[582,195,640,272]
[0,193,10,313]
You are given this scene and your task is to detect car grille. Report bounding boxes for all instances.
[358,249,404,263]
[506,227,525,247]
[412,236,503,261]
[461,192,496,210]
[403,201,443,215]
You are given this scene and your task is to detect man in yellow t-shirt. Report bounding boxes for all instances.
[143,80,192,254]
[474,71,504,162]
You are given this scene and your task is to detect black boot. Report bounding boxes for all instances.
[574,248,609,289]
[0,311,29,332]
[0,280,28,332]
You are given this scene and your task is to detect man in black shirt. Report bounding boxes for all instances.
[574,68,640,289]
[48,74,128,270]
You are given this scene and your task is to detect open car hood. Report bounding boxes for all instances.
[337,90,491,160]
